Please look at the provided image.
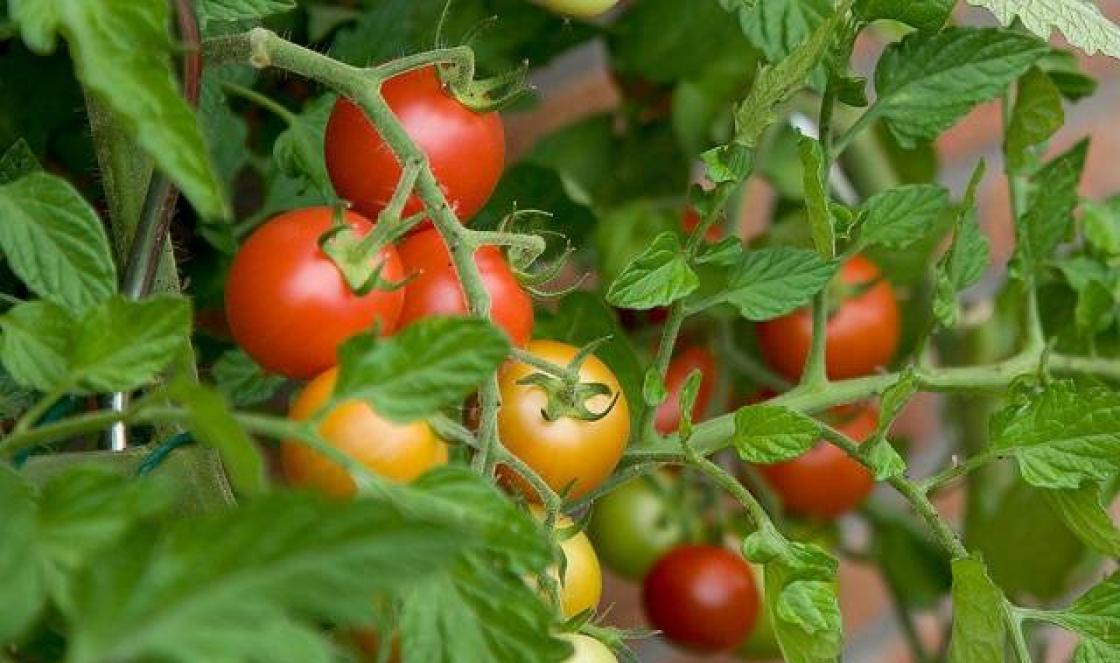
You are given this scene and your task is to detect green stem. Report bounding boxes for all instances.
[13,381,73,436]
[802,290,831,387]
[510,347,570,379]
[221,81,298,122]
[831,102,881,158]
[684,445,771,534]
[919,449,1000,495]
[466,229,547,258]
[639,302,686,442]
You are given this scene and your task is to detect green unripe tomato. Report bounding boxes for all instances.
[737,563,781,660]
[586,474,687,580]
[536,0,620,19]
[562,634,618,662]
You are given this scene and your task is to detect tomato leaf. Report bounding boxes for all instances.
[64,490,467,663]
[606,232,699,310]
[873,27,1048,148]
[860,369,914,479]
[0,138,39,184]
[798,133,834,259]
[990,381,1120,490]
[0,464,43,643]
[854,0,954,31]
[738,0,832,89]
[194,0,296,29]
[1043,481,1120,558]
[166,381,267,497]
[1074,280,1115,337]
[1043,572,1120,653]
[0,171,117,313]
[213,349,287,407]
[11,0,229,219]
[859,184,951,250]
[948,556,1007,663]
[934,161,989,327]
[334,317,510,423]
[967,0,1120,60]
[397,468,568,663]
[1005,67,1064,173]
[273,94,337,202]
[722,247,838,321]
[1015,140,1087,277]
[1082,196,1120,256]
[733,405,821,464]
[0,295,191,393]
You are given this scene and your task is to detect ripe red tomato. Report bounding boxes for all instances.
[282,367,448,498]
[756,255,899,381]
[682,208,723,243]
[654,345,717,435]
[324,66,505,224]
[224,207,404,379]
[758,404,878,519]
[642,545,760,652]
[397,229,533,346]
[497,341,630,501]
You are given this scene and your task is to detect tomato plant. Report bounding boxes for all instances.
[642,545,760,652]
[497,340,630,501]
[325,66,505,224]
[225,207,405,379]
[4,2,1120,663]
[398,228,533,346]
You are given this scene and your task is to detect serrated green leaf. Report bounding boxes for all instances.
[1075,639,1120,663]
[334,317,510,423]
[735,9,844,146]
[990,381,1120,490]
[0,138,39,184]
[874,27,1048,148]
[860,369,914,479]
[677,369,703,440]
[273,94,336,201]
[66,490,466,663]
[213,348,286,407]
[0,171,116,312]
[739,0,832,88]
[194,0,296,29]
[0,300,72,391]
[1005,67,1064,173]
[934,161,990,327]
[200,65,253,191]
[734,405,821,463]
[606,232,699,310]
[69,295,192,392]
[798,133,834,259]
[723,247,838,320]
[0,367,34,420]
[948,556,1007,663]
[1046,572,1120,650]
[854,0,954,31]
[1017,139,1087,275]
[860,184,951,250]
[11,0,228,219]
[1043,481,1120,558]
[968,0,1120,60]
[167,381,266,497]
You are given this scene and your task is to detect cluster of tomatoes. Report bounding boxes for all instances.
[581,222,901,656]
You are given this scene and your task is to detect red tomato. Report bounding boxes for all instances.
[324,66,505,224]
[654,346,716,435]
[642,545,759,652]
[681,208,723,243]
[756,255,899,381]
[758,404,878,519]
[225,207,404,379]
[397,229,533,346]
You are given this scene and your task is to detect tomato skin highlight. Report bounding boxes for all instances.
[758,404,878,519]
[282,367,448,498]
[225,207,404,380]
[397,229,533,346]
[642,545,760,652]
[756,255,900,381]
[324,66,505,224]
[497,341,630,501]
[653,346,717,435]
[586,473,686,580]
